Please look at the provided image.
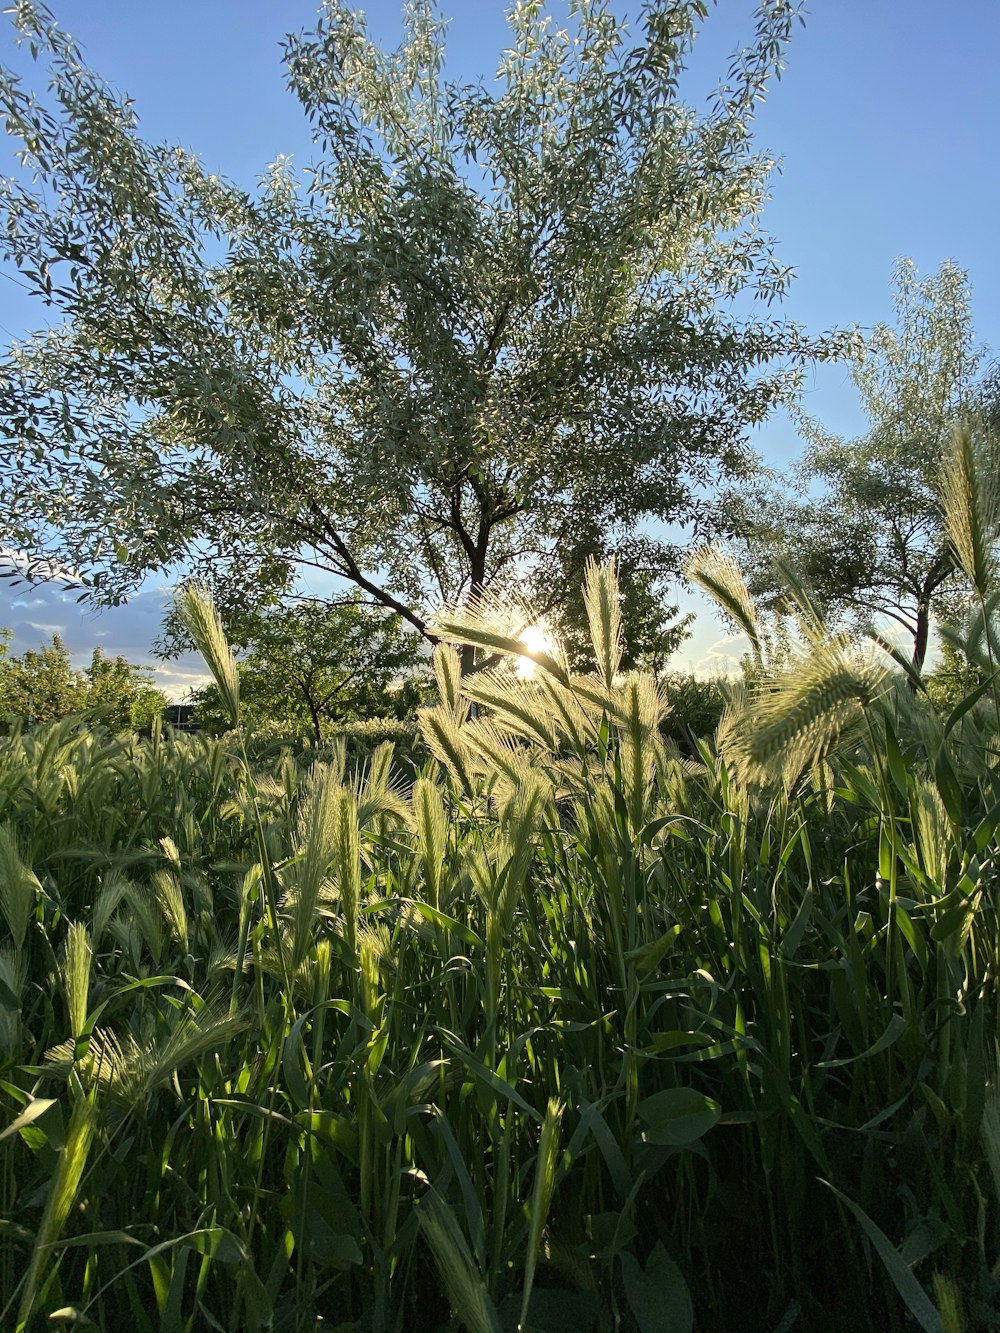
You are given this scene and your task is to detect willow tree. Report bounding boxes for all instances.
[0,0,842,658]
[723,260,987,675]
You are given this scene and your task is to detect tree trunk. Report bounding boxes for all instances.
[911,595,931,681]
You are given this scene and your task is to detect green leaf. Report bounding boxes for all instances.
[0,1097,57,1144]
[821,1183,943,1333]
[621,1243,693,1333]
[637,1088,720,1146]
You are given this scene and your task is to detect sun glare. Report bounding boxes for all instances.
[516,622,556,677]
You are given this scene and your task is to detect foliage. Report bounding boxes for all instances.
[0,632,167,729]
[85,645,168,731]
[1,554,999,1330]
[189,600,427,742]
[0,630,86,722]
[659,670,727,749]
[723,259,991,674]
[0,0,850,661]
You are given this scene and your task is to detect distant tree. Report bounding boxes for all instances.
[723,259,990,675]
[551,539,694,676]
[191,601,426,742]
[0,633,87,722]
[0,634,166,728]
[85,646,167,731]
[0,1,849,671]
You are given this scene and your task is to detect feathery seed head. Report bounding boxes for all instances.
[174,582,240,724]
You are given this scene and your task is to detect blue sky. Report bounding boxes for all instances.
[2,0,999,693]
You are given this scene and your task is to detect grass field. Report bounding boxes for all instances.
[1,547,999,1332]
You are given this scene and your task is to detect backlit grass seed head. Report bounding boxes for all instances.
[431,589,570,684]
[63,921,92,1038]
[725,639,887,785]
[151,868,189,954]
[284,763,344,967]
[940,424,1000,598]
[913,780,955,888]
[685,544,764,667]
[418,705,479,796]
[582,557,623,690]
[175,581,240,724]
[464,671,562,753]
[433,642,464,717]
[412,777,449,911]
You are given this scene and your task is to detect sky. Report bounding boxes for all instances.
[2,0,999,695]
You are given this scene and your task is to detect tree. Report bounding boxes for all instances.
[0,633,166,727]
[85,646,168,730]
[190,601,426,742]
[0,632,87,722]
[722,259,989,675]
[0,1,846,666]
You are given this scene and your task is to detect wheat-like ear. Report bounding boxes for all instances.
[582,557,623,690]
[283,763,343,968]
[685,545,764,667]
[63,922,92,1039]
[723,637,887,786]
[0,824,39,951]
[174,582,240,724]
[519,1098,565,1333]
[433,643,465,716]
[771,556,825,639]
[463,671,561,753]
[431,592,570,684]
[418,1191,502,1333]
[912,780,954,887]
[614,673,667,828]
[333,785,362,962]
[940,424,1000,598]
[150,869,189,954]
[412,777,449,912]
[418,706,479,797]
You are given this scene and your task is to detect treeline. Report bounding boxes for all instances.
[0,631,166,730]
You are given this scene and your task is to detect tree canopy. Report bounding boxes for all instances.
[722,259,991,675]
[0,632,166,727]
[189,600,426,741]
[0,0,846,658]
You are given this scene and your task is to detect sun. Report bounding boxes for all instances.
[515,622,556,677]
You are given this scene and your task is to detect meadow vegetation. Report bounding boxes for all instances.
[0,428,998,1331]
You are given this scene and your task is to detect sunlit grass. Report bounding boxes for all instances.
[0,561,997,1332]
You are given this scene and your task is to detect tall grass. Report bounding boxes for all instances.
[0,555,998,1330]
